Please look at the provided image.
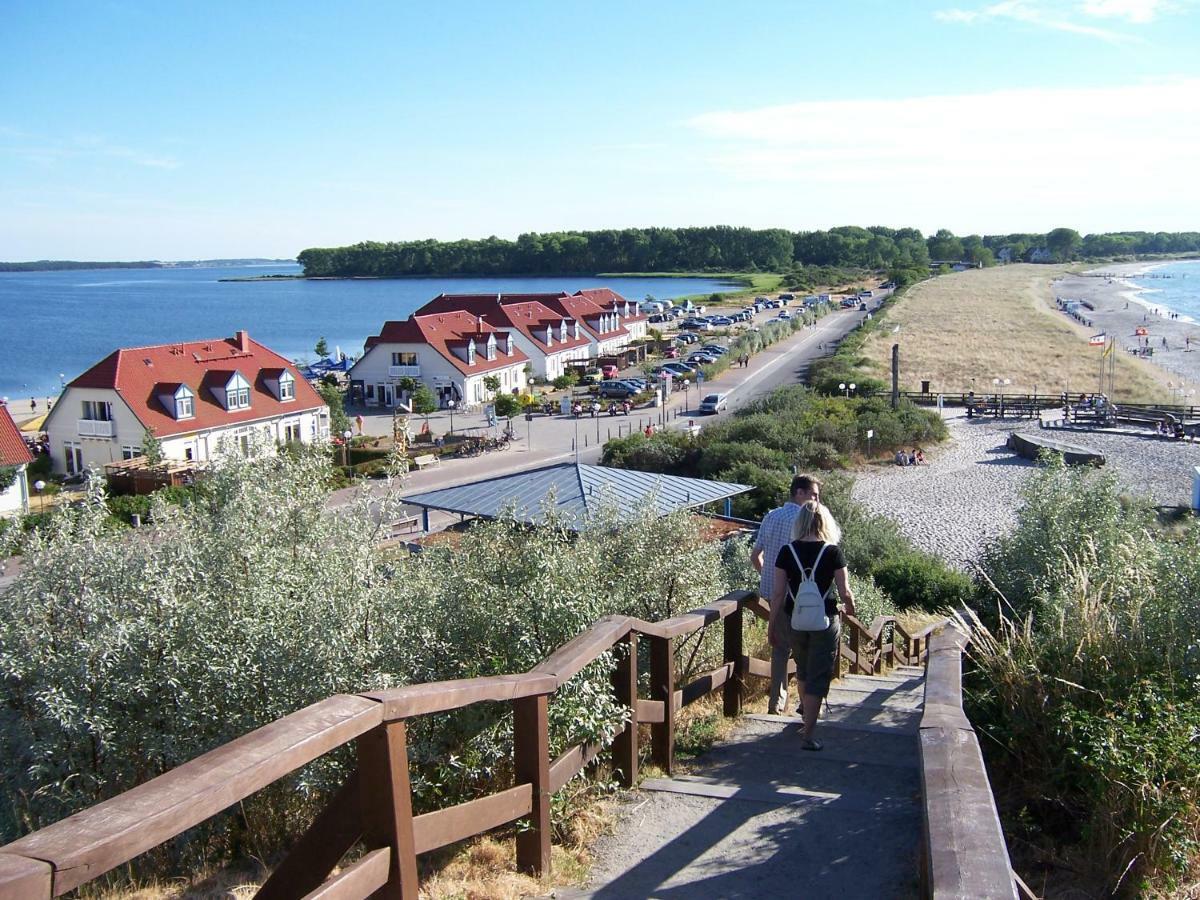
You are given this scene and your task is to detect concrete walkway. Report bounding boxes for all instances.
[557,667,926,900]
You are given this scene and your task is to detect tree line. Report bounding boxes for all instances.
[296,226,1200,278]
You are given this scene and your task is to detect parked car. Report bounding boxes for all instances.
[621,377,648,391]
[674,332,701,344]
[779,293,795,301]
[600,364,619,378]
[648,313,668,324]
[598,379,638,399]
[698,392,728,414]
[687,353,718,365]
[701,344,727,355]
[664,346,680,359]
[709,316,733,327]
[776,311,792,320]
[660,361,699,376]
[682,319,713,331]
[578,368,602,384]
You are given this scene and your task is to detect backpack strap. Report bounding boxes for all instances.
[796,543,832,598]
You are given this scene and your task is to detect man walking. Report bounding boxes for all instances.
[751,474,832,716]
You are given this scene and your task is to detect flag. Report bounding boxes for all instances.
[1103,339,1115,358]
[1089,334,1106,346]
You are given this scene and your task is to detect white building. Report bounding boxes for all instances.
[413,293,592,380]
[573,288,649,342]
[0,404,33,516]
[350,311,530,409]
[43,331,329,475]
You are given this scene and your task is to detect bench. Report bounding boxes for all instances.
[386,514,420,536]
[412,453,440,470]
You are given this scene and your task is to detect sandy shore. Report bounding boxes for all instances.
[1055,264,1200,395]
[853,412,1200,567]
[2,396,58,426]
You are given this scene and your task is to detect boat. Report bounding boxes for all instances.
[1007,432,1105,466]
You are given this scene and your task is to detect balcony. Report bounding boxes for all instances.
[388,365,421,377]
[78,419,115,438]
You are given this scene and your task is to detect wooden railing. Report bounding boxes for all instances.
[0,591,940,900]
[919,626,1020,900]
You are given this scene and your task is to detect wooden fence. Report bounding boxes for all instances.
[0,593,943,899]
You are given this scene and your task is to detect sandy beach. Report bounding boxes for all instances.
[1,396,57,427]
[1054,263,1200,396]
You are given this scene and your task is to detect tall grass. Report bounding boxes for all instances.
[963,456,1200,895]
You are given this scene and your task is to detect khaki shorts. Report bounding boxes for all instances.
[789,615,840,698]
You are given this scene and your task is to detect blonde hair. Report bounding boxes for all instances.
[791,501,841,544]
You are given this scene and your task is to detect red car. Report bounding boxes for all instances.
[600,364,619,378]
[663,347,680,359]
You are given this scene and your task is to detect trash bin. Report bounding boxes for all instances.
[921,380,931,394]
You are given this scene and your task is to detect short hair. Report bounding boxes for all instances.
[790,474,821,498]
[791,500,840,544]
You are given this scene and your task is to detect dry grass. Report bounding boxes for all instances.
[860,264,1174,403]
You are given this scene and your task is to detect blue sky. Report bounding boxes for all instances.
[2,0,1198,260]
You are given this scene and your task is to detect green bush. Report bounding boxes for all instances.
[870,552,974,610]
[600,432,701,475]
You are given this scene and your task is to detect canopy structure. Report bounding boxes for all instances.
[402,462,751,532]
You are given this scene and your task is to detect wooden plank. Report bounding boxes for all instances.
[0,854,51,899]
[548,740,604,794]
[256,771,363,900]
[643,593,747,640]
[301,847,390,900]
[411,785,532,856]
[723,606,743,717]
[610,633,638,788]
[650,635,675,775]
[680,662,734,707]
[636,699,665,723]
[4,695,382,897]
[532,617,631,686]
[362,673,556,721]
[742,654,793,679]
[513,695,551,876]
[357,721,418,900]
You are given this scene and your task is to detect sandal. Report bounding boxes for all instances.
[801,737,823,751]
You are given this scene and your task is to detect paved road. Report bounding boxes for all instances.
[551,666,926,900]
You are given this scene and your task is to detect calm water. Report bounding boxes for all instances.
[0,265,736,398]
[1129,259,1200,323]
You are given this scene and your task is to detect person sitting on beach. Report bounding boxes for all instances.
[914,448,926,465]
[894,449,907,467]
[908,449,918,466]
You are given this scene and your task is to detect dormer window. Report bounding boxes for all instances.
[224,371,251,410]
[573,321,581,339]
[175,386,194,419]
[467,340,476,365]
[506,335,514,355]
[485,334,497,361]
[559,322,568,341]
[278,371,295,401]
[545,325,554,346]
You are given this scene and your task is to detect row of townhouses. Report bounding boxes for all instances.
[30,288,646,476]
[347,289,647,408]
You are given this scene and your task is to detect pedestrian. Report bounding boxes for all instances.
[644,423,654,437]
[30,397,36,413]
[355,413,364,435]
[768,500,856,751]
[751,475,839,717]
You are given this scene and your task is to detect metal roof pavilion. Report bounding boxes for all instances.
[401,463,752,531]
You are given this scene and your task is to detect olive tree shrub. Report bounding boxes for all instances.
[0,449,753,853]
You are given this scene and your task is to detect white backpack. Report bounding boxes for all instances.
[787,543,832,632]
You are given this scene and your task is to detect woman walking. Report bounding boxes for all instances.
[768,501,856,750]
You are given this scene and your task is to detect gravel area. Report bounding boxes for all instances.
[851,412,1200,567]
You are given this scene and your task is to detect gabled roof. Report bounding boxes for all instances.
[0,405,34,467]
[64,332,325,438]
[574,288,647,321]
[414,293,591,352]
[402,462,751,531]
[359,311,530,376]
[539,295,629,340]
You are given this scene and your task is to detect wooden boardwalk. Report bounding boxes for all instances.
[558,668,927,899]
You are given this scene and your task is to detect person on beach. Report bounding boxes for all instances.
[751,475,840,716]
[29,398,36,413]
[768,500,855,751]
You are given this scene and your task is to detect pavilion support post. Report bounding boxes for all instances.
[611,633,639,788]
[650,635,675,774]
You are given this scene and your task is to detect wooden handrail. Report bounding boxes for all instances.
[919,626,1018,899]
[0,588,940,899]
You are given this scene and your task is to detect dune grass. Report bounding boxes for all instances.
[858,264,1173,404]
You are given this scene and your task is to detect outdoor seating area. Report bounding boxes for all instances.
[102,457,200,495]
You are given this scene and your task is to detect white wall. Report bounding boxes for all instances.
[0,465,29,517]
[352,342,528,406]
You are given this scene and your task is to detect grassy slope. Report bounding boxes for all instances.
[859,264,1172,404]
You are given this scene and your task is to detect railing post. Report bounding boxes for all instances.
[650,635,675,774]
[357,720,419,900]
[850,626,863,675]
[611,632,639,788]
[723,605,743,717]
[513,695,551,876]
[885,622,896,669]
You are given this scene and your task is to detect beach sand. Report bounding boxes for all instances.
[1055,264,1200,397]
[2,396,57,427]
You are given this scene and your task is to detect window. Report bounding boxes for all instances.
[227,386,250,410]
[278,373,295,401]
[81,400,112,421]
[64,442,83,475]
[391,352,417,366]
[238,434,250,456]
[485,336,496,361]
[184,447,194,461]
[467,341,476,364]
[121,445,141,460]
[284,422,302,443]
[559,322,568,341]
[176,394,194,418]
[366,384,375,399]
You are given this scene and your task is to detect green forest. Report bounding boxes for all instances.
[296,226,1200,278]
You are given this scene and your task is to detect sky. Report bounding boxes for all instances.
[2,0,1199,260]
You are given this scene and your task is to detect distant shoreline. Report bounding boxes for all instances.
[219,270,753,285]
[3,258,295,274]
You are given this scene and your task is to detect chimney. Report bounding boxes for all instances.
[235,330,250,352]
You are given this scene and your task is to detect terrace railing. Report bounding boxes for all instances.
[0,592,989,900]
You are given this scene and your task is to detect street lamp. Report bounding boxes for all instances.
[447,399,456,435]
[839,382,856,398]
[683,378,690,413]
[33,480,46,514]
[342,429,353,467]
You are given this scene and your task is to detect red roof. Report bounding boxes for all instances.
[66,331,325,439]
[539,295,629,340]
[362,311,530,375]
[0,405,33,467]
[574,288,647,321]
[414,294,591,352]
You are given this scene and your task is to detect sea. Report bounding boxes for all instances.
[0,265,737,399]
[1126,259,1200,323]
